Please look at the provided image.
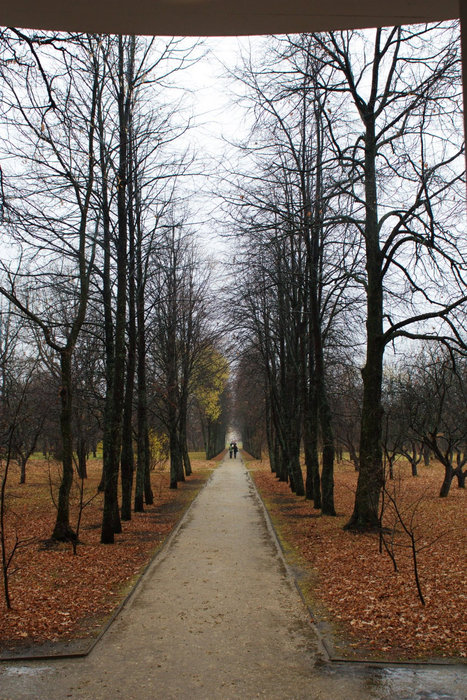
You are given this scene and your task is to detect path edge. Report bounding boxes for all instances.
[244,460,466,671]
[0,468,217,663]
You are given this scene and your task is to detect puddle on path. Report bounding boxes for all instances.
[2,665,54,677]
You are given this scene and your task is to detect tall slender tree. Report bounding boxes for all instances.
[310,24,466,529]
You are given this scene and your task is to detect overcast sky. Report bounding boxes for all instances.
[174,37,255,263]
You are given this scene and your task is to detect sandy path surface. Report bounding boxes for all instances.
[0,455,465,699]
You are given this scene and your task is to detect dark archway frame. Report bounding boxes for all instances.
[0,1,465,177]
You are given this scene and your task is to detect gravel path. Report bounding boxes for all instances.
[0,455,465,699]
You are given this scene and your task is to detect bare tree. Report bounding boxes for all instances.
[148,224,216,488]
[0,32,99,540]
[309,24,466,530]
[0,353,41,607]
[403,346,467,496]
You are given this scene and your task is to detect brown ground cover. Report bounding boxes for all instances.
[0,455,215,654]
[247,457,466,662]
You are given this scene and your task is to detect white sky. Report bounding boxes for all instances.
[174,37,256,266]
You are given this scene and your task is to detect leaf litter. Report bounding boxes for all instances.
[0,457,214,652]
[248,458,466,662]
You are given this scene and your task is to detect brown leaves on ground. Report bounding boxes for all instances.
[248,459,466,662]
[0,457,214,653]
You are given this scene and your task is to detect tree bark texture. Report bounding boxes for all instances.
[345,121,384,531]
[52,351,77,541]
[101,36,134,543]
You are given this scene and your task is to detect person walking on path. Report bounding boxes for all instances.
[233,442,238,458]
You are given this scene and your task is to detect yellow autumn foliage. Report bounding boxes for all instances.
[149,430,169,470]
[193,347,229,422]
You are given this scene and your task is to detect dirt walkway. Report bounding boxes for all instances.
[0,455,465,699]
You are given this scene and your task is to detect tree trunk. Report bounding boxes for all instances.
[121,78,140,520]
[97,69,115,495]
[134,176,148,512]
[315,351,335,514]
[179,399,192,477]
[320,402,336,515]
[303,406,317,502]
[439,464,454,497]
[271,434,281,479]
[345,121,384,531]
[52,350,77,541]
[101,36,133,544]
[134,356,148,511]
[120,356,135,520]
[205,419,214,460]
[301,318,317,502]
[182,436,192,477]
[285,420,304,496]
[19,456,26,485]
[169,428,182,489]
[304,387,320,507]
[76,437,87,479]
[120,175,137,521]
[339,444,344,462]
[144,429,154,504]
[423,444,431,466]
[309,108,335,516]
[265,395,277,474]
[349,443,359,471]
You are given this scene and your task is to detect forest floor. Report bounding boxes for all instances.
[0,452,465,664]
[1,454,464,700]
[0,453,219,656]
[246,456,466,662]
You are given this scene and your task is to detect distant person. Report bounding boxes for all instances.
[229,443,233,458]
[233,443,238,458]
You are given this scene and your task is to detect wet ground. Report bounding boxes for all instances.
[0,455,465,699]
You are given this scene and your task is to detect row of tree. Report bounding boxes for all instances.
[236,341,467,496]
[0,31,229,544]
[228,25,466,529]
